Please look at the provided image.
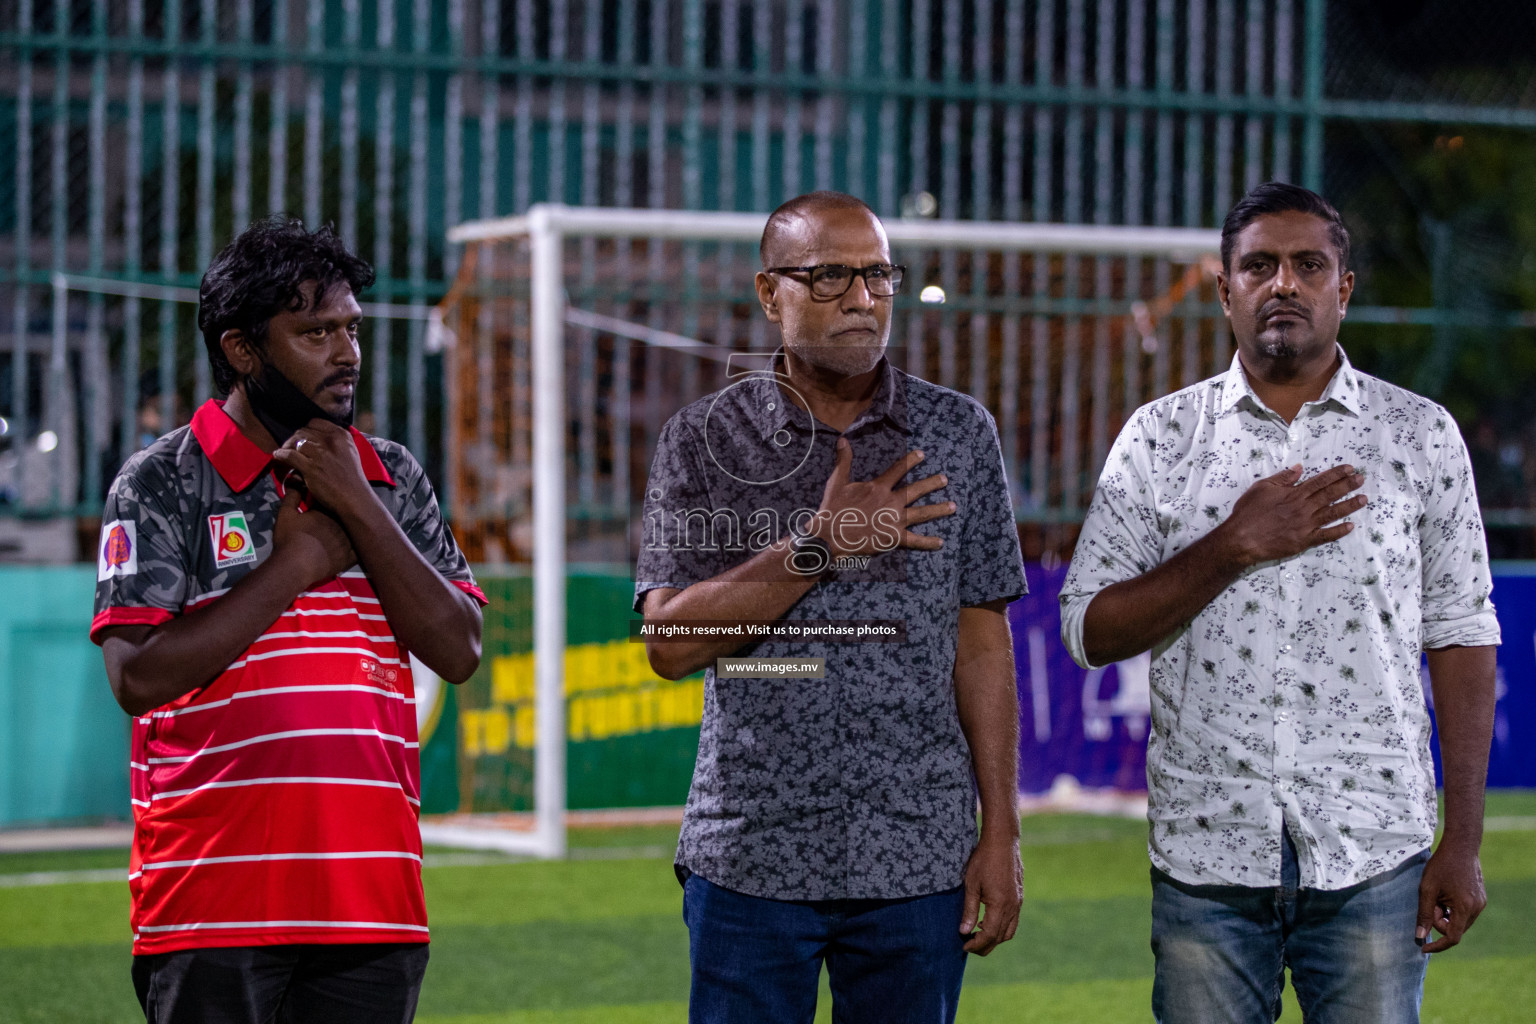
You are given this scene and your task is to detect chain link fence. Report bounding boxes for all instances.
[1,0,1533,554]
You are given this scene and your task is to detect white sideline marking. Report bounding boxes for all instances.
[0,869,128,888]
[1485,816,1536,831]
[0,846,681,886]
[7,817,1534,889]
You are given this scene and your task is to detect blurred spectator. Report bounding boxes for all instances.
[1468,417,1535,558]
[1468,418,1526,508]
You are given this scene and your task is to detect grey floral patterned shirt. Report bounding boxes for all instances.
[1061,349,1500,891]
[635,357,1027,900]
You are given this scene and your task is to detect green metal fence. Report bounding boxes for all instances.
[2,0,1534,528]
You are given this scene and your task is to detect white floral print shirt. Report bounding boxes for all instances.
[1061,348,1500,890]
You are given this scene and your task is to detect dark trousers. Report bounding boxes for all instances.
[683,874,968,1024]
[131,943,429,1024]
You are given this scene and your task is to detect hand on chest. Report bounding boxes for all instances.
[1157,418,1424,588]
[839,431,962,551]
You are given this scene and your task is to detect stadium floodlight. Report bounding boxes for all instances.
[432,204,1222,855]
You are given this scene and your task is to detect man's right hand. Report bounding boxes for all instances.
[813,437,956,558]
[1215,463,1367,568]
[103,490,359,717]
[1080,462,1366,667]
[272,488,357,588]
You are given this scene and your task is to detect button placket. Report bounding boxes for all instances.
[1274,700,1299,774]
[1272,629,1300,784]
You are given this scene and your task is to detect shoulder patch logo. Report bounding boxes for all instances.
[208,511,259,569]
[98,520,138,581]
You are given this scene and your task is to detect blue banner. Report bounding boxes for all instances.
[1010,564,1536,794]
[1464,570,1536,789]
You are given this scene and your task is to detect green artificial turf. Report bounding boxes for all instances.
[1,794,1532,1023]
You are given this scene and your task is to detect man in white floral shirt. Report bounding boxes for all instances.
[1061,182,1499,1024]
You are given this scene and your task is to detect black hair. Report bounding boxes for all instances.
[1220,181,1351,273]
[198,216,375,395]
[760,191,880,268]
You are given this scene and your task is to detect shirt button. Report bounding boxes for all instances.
[1280,644,1292,653]
[1284,572,1294,581]
[1276,710,1291,722]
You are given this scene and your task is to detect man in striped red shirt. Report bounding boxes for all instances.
[93,217,485,1024]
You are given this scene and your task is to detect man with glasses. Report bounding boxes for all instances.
[635,191,1027,1022]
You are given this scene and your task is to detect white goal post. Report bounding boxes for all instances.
[430,204,1220,858]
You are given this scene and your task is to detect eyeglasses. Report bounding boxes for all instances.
[766,263,906,299]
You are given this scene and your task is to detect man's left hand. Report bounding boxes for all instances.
[270,419,375,521]
[960,835,1022,955]
[1416,843,1487,953]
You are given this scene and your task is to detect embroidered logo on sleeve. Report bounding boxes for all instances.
[208,512,259,569]
[98,520,138,581]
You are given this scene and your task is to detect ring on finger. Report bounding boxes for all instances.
[296,437,310,450]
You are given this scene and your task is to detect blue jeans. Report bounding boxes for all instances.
[1151,832,1430,1024]
[682,874,968,1024]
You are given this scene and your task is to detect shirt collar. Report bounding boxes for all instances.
[1318,346,1364,416]
[745,353,907,440]
[190,399,395,492]
[1215,344,1362,419]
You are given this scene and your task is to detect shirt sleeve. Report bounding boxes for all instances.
[957,403,1027,607]
[1418,415,1500,649]
[387,444,487,606]
[90,452,191,643]
[633,413,721,612]
[1059,408,1165,669]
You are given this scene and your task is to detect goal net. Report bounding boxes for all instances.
[430,205,1222,855]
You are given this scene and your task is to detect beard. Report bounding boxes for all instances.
[1252,318,1311,361]
[244,360,354,446]
[1256,337,1302,360]
[1251,309,1319,363]
[789,338,887,378]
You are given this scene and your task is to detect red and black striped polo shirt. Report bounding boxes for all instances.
[92,399,486,955]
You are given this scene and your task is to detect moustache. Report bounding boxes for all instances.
[319,370,361,392]
[1261,303,1309,322]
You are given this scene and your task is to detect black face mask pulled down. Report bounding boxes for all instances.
[244,360,354,448]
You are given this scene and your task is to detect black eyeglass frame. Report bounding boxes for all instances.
[765,263,907,299]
